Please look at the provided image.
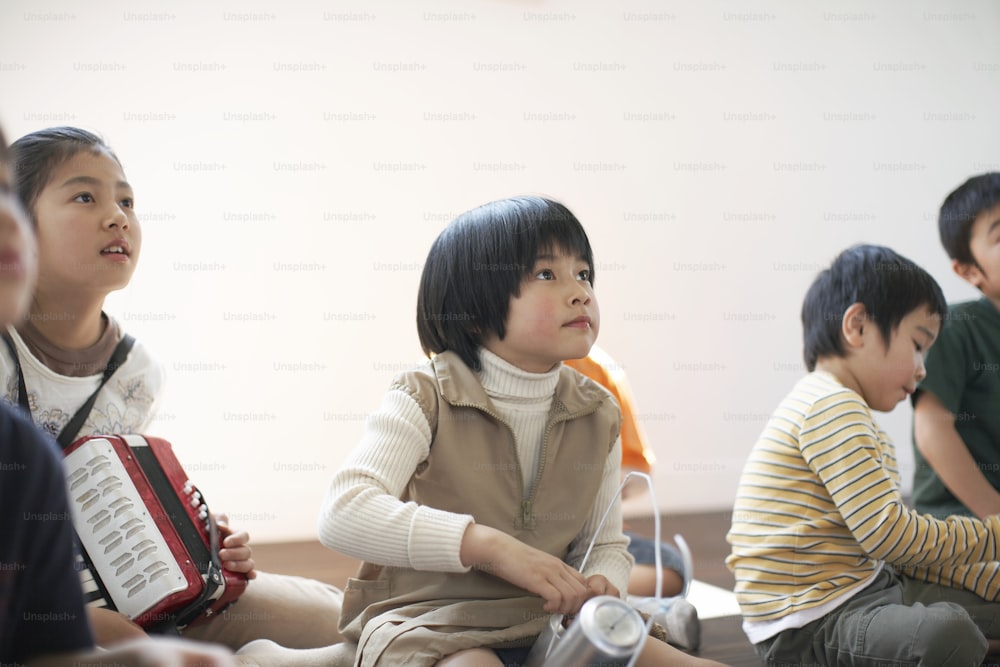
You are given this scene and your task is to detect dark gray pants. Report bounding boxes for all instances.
[755,568,1000,666]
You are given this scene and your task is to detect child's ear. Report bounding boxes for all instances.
[952,258,985,291]
[842,302,868,348]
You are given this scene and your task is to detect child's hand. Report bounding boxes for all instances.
[559,576,622,628]
[215,513,257,580]
[461,524,588,615]
[585,574,620,600]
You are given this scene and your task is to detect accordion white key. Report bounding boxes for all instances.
[64,434,247,631]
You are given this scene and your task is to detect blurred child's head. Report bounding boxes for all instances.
[417,196,597,372]
[938,172,1000,300]
[802,244,946,410]
[9,126,139,300]
[0,126,38,326]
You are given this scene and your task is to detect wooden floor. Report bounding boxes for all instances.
[253,508,763,666]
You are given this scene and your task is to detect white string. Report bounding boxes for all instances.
[536,470,672,666]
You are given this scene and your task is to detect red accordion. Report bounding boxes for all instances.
[63,434,248,631]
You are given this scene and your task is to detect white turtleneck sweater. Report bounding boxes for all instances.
[318,349,631,595]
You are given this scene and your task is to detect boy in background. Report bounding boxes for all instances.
[728,244,1000,666]
[913,173,1000,519]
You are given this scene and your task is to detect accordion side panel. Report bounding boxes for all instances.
[64,437,195,620]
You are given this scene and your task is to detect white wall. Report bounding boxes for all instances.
[2,0,998,542]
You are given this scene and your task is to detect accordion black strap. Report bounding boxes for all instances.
[1,330,136,448]
[170,507,225,631]
[1,332,29,417]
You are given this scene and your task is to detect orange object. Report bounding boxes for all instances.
[566,347,655,474]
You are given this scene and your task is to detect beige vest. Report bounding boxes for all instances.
[339,351,621,666]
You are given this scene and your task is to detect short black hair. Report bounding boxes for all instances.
[9,126,121,224]
[939,172,1000,266]
[417,196,594,372]
[802,244,946,371]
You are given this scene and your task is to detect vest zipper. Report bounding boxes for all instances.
[520,420,558,531]
[521,498,534,529]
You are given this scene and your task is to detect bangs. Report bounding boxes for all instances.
[499,198,594,283]
[9,126,119,219]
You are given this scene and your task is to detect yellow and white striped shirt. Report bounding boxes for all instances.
[727,371,1000,643]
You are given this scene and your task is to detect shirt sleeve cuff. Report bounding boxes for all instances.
[582,551,634,599]
[408,505,475,572]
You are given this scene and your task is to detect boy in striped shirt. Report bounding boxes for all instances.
[727,244,1000,666]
